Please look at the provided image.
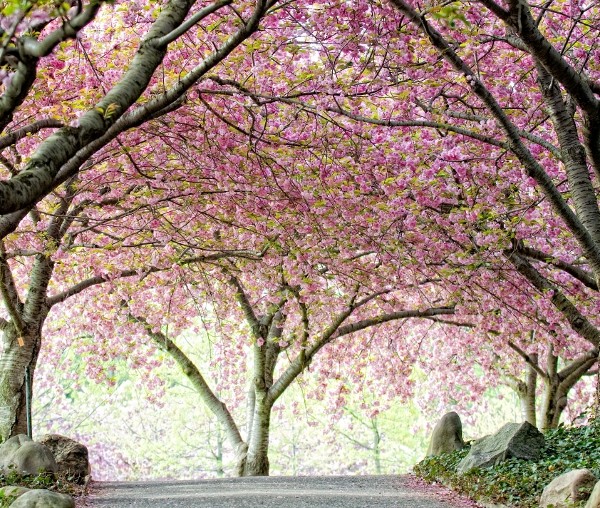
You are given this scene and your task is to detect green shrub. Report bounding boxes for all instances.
[414,421,600,507]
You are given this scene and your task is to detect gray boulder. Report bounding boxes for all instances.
[458,421,544,473]
[0,434,31,458]
[9,489,75,508]
[0,485,30,500]
[540,469,596,508]
[426,411,465,456]
[0,434,57,476]
[38,434,90,483]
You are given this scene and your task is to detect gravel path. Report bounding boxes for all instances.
[82,474,481,508]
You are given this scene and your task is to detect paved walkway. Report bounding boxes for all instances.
[84,475,480,507]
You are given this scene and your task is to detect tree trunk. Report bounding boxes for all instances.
[241,389,271,476]
[372,420,382,475]
[540,384,569,431]
[538,350,596,430]
[513,352,538,427]
[0,325,41,441]
[215,423,225,478]
[524,353,538,426]
[540,378,559,431]
[596,351,600,417]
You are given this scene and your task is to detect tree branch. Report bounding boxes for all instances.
[507,340,548,379]
[388,0,600,282]
[517,244,597,290]
[558,348,598,382]
[0,119,63,151]
[128,309,245,453]
[155,0,233,47]
[267,305,455,405]
[505,249,600,346]
[0,241,24,331]
[505,0,599,116]
[0,0,207,213]
[226,271,262,340]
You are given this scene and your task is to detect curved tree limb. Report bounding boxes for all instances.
[127,309,246,454]
[505,249,600,346]
[267,305,456,405]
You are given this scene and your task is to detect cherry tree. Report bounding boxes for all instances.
[0,174,240,439]
[0,0,308,440]
[412,324,597,430]
[5,0,600,470]
[117,251,456,476]
[0,0,284,218]
[76,132,464,476]
[246,0,600,420]
[380,0,600,348]
[377,0,600,418]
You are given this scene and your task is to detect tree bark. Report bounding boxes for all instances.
[540,380,559,431]
[241,389,271,476]
[524,353,538,426]
[538,349,597,430]
[372,419,382,475]
[596,351,600,417]
[0,324,41,441]
[513,352,538,427]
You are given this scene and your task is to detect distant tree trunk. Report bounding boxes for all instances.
[506,343,538,427]
[540,380,561,431]
[0,240,56,441]
[512,352,538,427]
[596,350,600,417]
[539,349,596,431]
[523,353,538,426]
[215,424,225,477]
[372,419,382,475]
[143,273,456,477]
[540,353,560,431]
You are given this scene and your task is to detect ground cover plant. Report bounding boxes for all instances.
[414,420,600,507]
[0,469,84,508]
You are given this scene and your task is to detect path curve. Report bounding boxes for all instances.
[82,474,480,508]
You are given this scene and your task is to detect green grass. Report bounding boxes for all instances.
[413,421,600,507]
